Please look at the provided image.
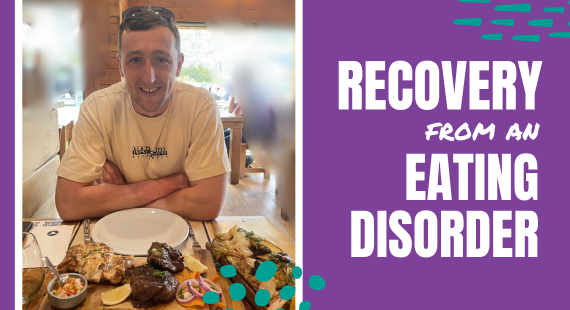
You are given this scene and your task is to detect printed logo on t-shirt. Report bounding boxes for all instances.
[132,146,168,159]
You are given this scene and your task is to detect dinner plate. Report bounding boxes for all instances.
[92,208,188,256]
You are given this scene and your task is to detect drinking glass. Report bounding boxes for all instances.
[22,232,45,305]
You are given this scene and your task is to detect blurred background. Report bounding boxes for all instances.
[21,0,295,235]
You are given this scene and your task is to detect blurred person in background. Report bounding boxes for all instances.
[55,7,230,221]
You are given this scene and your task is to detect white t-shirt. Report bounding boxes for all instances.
[56,81,230,184]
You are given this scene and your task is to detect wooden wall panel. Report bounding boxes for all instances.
[109,23,118,35]
[129,0,207,8]
[170,7,204,22]
[109,0,120,16]
[101,69,122,84]
[110,35,118,51]
[109,16,119,24]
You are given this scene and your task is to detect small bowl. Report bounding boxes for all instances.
[47,273,88,309]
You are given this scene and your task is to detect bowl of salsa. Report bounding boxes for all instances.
[47,273,88,309]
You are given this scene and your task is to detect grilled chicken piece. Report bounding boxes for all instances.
[147,242,184,273]
[57,242,134,284]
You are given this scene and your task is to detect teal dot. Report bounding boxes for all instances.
[255,289,271,306]
[300,301,312,310]
[308,275,326,290]
[293,266,302,279]
[221,265,236,278]
[203,291,220,304]
[279,285,295,300]
[255,261,277,282]
[229,283,246,301]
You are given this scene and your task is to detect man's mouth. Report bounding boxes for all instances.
[140,87,161,93]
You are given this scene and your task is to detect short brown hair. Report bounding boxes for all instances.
[118,6,180,58]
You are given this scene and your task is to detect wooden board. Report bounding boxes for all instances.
[23,155,60,218]
[37,250,226,309]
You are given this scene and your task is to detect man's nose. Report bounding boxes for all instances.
[142,61,156,85]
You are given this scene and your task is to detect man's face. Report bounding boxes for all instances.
[117,25,183,117]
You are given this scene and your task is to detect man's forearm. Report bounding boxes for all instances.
[146,174,227,220]
[56,175,187,221]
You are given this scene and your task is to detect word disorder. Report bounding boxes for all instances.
[342,61,541,258]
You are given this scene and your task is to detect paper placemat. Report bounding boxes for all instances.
[24,224,74,267]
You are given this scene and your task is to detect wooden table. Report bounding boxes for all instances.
[221,115,244,185]
[22,216,294,310]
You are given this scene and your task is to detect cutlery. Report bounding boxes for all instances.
[83,219,92,244]
[42,256,65,284]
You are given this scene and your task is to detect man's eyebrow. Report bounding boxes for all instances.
[152,50,172,58]
[125,50,143,58]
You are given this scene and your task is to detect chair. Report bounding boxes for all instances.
[59,121,74,160]
[240,143,270,179]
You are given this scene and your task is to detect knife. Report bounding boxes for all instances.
[83,219,92,244]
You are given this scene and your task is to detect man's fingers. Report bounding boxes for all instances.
[102,170,112,182]
[95,178,105,185]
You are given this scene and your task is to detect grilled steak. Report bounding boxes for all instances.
[130,264,178,308]
[57,242,134,284]
[147,242,184,273]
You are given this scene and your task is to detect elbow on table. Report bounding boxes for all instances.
[55,189,81,222]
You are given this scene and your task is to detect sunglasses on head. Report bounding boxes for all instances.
[122,6,175,23]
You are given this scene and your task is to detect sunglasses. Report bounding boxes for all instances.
[122,6,175,23]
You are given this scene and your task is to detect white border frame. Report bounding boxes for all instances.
[294,0,303,307]
[16,0,23,307]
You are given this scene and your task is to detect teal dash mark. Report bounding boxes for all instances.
[543,7,565,13]
[308,275,326,290]
[203,291,220,304]
[255,289,271,306]
[494,4,531,13]
[528,19,553,27]
[482,33,503,40]
[513,34,540,42]
[292,266,302,279]
[453,18,482,26]
[491,19,514,26]
[220,265,236,278]
[229,283,246,301]
[459,0,490,3]
[300,301,312,310]
[548,32,570,38]
[279,285,296,300]
[255,261,277,282]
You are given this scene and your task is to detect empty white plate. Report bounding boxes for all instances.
[92,208,188,256]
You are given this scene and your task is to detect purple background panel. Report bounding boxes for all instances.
[303,0,569,309]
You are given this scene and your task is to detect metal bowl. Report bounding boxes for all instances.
[47,273,88,309]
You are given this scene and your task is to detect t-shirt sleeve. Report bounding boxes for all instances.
[184,93,231,181]
[56,100,106,183]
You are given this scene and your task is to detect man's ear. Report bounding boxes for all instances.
[175,53,184,77]
[116,54,125,77]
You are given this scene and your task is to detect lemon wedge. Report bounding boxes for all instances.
[101,284,131,306]
[184,254,208,273]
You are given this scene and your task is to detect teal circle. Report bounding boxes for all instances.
[203,291,220,304]
[300,301,312,310]
[221,265,236,278]
[279,285,296,300]
[292,266,302,279]
[255,289,271,306]
[255,261,277,282]
[308,275,326,290]
[229,283,246,301]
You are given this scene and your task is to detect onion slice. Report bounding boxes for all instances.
[176,280,195,304]
[198,276,223,298]
[187,279,203,300]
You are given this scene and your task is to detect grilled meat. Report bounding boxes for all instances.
[130,264,178,308]
[147,242,184,273]
[57,242,134,284]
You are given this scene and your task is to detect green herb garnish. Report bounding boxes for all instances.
[152,270,166,279]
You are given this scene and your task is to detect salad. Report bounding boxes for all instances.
[51,276,85,298]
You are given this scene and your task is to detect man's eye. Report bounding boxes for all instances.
[130,57,141,63]
[157,58,168,64]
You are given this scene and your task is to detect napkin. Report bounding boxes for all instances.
[24,224,74,267]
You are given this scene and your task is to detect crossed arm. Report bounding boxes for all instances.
[55,160,227,221]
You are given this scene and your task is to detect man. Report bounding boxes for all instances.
[55,6,230,221]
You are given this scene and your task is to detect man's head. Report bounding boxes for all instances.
[117,6,184,117]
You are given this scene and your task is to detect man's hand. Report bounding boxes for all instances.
[97,160,126,185]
